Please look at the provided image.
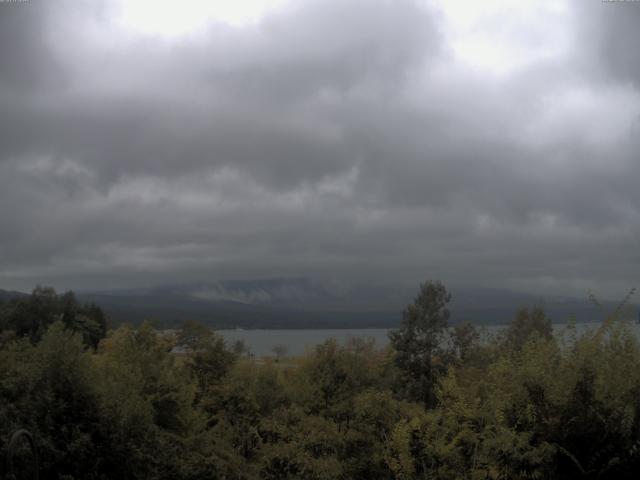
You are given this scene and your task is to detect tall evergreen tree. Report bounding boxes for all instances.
[389,280,451,408]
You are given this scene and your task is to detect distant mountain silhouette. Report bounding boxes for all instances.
[69,279,629,329]
[0,289,29,302]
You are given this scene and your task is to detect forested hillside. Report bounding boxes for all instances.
[0,283,639,479]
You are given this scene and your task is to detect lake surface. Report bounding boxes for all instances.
[217,322,639,357]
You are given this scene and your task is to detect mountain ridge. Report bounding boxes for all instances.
[2,281,634,329]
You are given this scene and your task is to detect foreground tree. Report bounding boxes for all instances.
[450,321,480,362]
[503,305,552,352]
[389,280,451,408]
[177,321,237,395]
[0,286,107,347]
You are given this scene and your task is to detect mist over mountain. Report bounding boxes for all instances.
[3,278,632,329]
[55,279,629,329]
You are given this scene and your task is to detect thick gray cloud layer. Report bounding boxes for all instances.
[0,0,639,298]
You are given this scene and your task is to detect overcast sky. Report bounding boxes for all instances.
[1,0,639,299]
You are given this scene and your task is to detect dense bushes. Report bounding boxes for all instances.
[0,286,107,347]
[1,284,640,479]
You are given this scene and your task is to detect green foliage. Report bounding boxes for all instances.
[503,306,553,352]
[259,407,344,480]
[0,286,107,347]
[451,321,480,362]
[2,283,640,479]
[293,338,386,423]
[0,323,100,478]
[178,321,238,396]
[389,280,451,407]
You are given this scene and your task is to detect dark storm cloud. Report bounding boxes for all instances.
[0,0,639,298]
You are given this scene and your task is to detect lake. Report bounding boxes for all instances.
[217,322,639,357]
